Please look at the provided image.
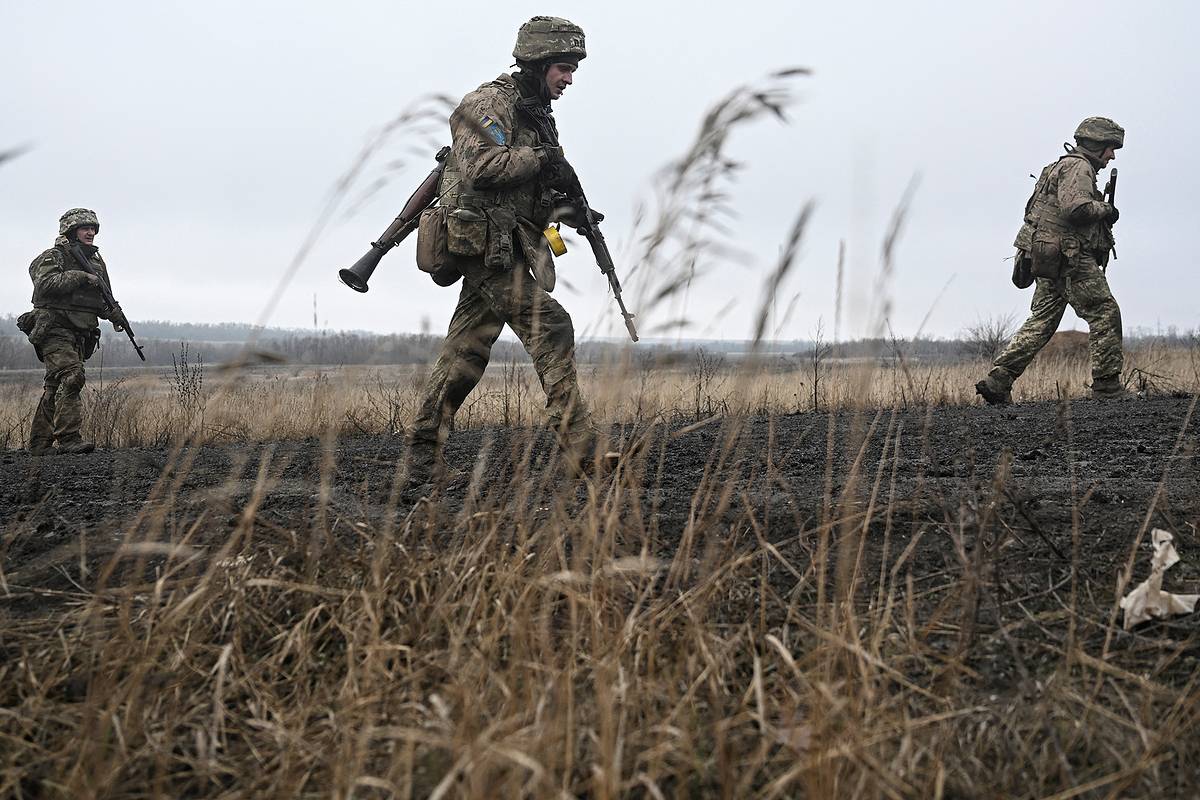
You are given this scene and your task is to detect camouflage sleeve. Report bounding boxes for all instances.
[1057,159,1108,225]
[449,88,543,191]
[28,249,88,296]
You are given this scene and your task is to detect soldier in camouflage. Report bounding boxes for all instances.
[404,16,603,493]
[976,117,1126,405]
[18,208,128,454]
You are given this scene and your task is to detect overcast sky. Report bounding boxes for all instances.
[4,1,1195,342]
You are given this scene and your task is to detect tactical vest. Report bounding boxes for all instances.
[30,243,110,315]
[439,75,555,229]
[1013,153,1110,257]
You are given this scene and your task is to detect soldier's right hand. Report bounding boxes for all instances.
[1103,204,1120,224]
[538,145,566,166]
[538,146,577,188]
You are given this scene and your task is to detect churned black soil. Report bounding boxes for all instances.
[3,395,1200,777]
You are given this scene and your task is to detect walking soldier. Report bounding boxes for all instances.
[977,117,1126,404]
[404,17,606,494]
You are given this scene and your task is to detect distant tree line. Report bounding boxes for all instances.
[0,316,646,369]
[1,314,1196,371]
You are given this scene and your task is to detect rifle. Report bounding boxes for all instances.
[564,183,639,342]
[68,243,145,361]
[1103,167,1118,266]
[338,146,450,292]
[516,98,639,342]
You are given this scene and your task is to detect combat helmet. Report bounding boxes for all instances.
[513,16,586,62]
[1074,116,1124,149]
[59,207,100,236]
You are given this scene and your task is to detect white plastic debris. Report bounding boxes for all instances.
[1119,529,1199,630]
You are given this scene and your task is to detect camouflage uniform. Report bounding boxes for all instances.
[979,118,1125,403]
[406,18,596,484]
[21,209,120,453]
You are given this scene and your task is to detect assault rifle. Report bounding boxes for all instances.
[68,243,146,361]
[517,99,638,342]
[1103,167,1118,265]
[560,179,639,342]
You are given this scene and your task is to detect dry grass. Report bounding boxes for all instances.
[0,341,1196,450]
[3,393,1199,798]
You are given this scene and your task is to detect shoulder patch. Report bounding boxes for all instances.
[480,115,507,145]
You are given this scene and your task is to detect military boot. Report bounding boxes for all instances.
[974,372,1013,406]
[56,437,96,454]
[1091,376,1130,400]
[28,439,55,456]
[401,443,467,503]
[557,425,620,479]
[568,445,620,479]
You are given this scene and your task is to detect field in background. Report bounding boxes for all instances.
[1,338,1197,450]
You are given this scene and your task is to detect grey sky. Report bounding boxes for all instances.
[4,1,1195,342]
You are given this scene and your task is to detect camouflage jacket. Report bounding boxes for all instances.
[439,73,557,266]
[29,237,113,329]
[1014,152,1114,260]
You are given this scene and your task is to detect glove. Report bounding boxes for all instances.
[538,146,577,190]
[538,145,566,167]
[109,308,128,332]
[1103,204,1120,224]
[70,271,100,289]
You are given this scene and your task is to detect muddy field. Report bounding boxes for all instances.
[3,395,1200,797]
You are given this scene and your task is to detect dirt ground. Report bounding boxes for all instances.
[6,394,1200,639]
[3,395,1200,794]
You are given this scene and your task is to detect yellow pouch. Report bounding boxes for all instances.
[543,225,567,257]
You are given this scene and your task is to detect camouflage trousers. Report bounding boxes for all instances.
[992,252,1123,385]
[407,254,594,480]
[30,323,91,447]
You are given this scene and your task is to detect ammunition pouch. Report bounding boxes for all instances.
[415,206,462,287]
[1029,230,1064,280]
[1011,249,1034,289]
[416,206,449,272]
[446,207,488,257]
[484,208,516,269]
[24,309,51,362]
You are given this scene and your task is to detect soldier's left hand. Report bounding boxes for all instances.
[1103,204,1120,224]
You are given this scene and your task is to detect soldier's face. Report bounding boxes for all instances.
[1101,146,1118,166]
[544,63,576,101]
[74,225,97,245]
